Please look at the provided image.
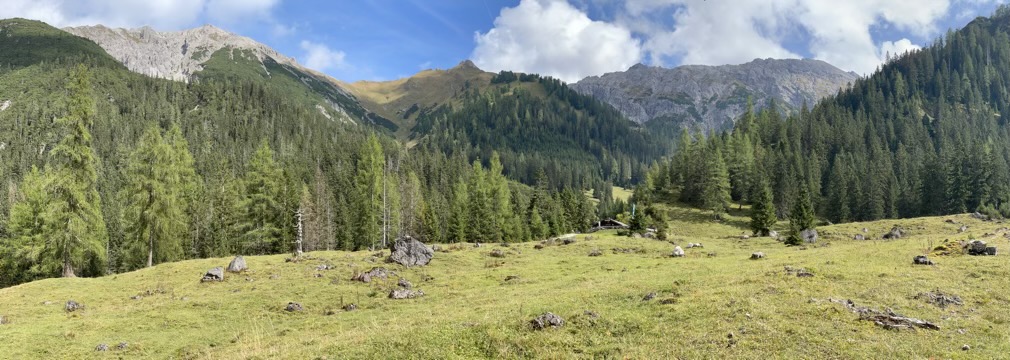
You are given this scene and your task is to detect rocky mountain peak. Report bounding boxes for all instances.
[64,24,298,82]
[571,58,858,129]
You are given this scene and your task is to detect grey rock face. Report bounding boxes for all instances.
[226,256,247,273]
[387,236,434,267]
[63,24,298,82]
[571,59,857,130]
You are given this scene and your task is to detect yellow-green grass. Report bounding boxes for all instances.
[1,207,1009,359]
[612,186,633,202]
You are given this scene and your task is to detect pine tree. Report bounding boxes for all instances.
[529,207,548,240]
[121,126,185,269]
[44,65,108,277]
[239,140,284,254]
[786,185,815,246]
[749,179,777,236]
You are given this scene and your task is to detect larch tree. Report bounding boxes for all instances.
[44,65,108,278]
[121,126,185,269]
[239,140,284,254]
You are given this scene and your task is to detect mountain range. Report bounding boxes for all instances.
[63,23,858,135]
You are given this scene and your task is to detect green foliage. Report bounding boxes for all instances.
[120,126,187,270]
[0,167,51,286]
[239,141,285,254]
[44,65,108,277]
[749,179,777,236]
[353,135,383,250]
[786,186,815,246]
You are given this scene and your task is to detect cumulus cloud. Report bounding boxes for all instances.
[471,0,642,83]
[618,0,964,75]
[300,40,347,72]
[0,0,281,30]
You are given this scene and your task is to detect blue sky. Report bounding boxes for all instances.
[2,0,1007,82]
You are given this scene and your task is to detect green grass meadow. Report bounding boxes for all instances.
[1,205,1009,359]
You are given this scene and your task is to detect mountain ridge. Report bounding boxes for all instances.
[571,58,859,130]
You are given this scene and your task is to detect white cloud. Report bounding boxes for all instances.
[205,0,280,24]
[619,0,964,75]
[471,0,642,83]
[300,40,347,72]
[0,0,281,30]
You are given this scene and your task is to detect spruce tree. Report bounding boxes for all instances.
[354,135,383,250]
[44,65,108,277]
[749,179,777,236]
[702,147,732,218]
[786,186,815,246]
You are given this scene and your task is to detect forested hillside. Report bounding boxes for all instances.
[414,71,669,190]
[0,19,598,288]
[640,7,1010,228]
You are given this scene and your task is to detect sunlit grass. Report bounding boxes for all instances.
[1,206,1009,358]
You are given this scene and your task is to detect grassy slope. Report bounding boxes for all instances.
[341,63,494,139]
[1,206,1009,359]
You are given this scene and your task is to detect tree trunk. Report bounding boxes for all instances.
[147,222,154,268]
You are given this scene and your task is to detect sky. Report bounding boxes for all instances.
[1,0,1007,83]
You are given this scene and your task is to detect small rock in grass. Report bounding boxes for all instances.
[588,249,603,257]
[913,255,934,265]
[504,275,520,282]
[201,267,224,282]
[963,344,971,351]
[0,315,8,324]
[642,292,657,301]
[397,278,412,289]
[65,300,82,312]
[750,252,765,260]
[562,238,576,245]
[285,302,303,312]
[671,246,685,257]
[530,312,564,330]
[226,256,247,273]
[95,344,108,352]
[343,303,358,311]
[389,289,424,299]
[116,342,128,350]
[533,244,545,250]
[352,267,392,283]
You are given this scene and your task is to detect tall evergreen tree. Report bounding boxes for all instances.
[121,126,185,269]
[239,141,284,254]
[749,179,777,236]
[702,147,732,218]
[1,167,51,286]
[44,65,108,277]
[354,135,383,250]
[786,185,815,246]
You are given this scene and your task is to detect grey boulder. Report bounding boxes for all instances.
[387,236,433,267]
